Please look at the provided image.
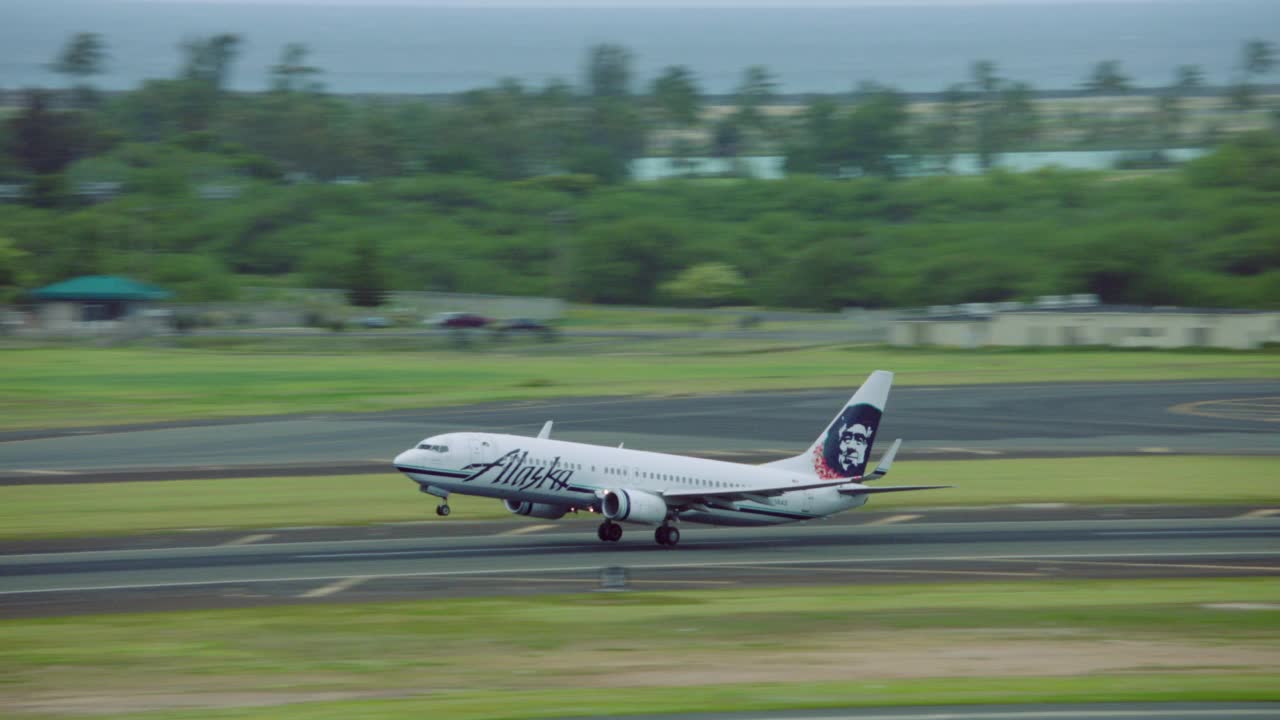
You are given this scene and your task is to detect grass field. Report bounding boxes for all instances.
[3,456,1276,540]
[2,344,1277,430]
[2,578,1276,718]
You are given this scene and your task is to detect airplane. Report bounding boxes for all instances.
[393,370,948,546]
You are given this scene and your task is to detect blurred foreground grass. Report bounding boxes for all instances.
[2,578,1276,718]
[2,344,1277,430]
[3,456,1276,540]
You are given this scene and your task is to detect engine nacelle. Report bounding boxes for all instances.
[503,499,569,520]
[601,489,668,525]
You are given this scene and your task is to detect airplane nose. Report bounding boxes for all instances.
[394,449,413,466]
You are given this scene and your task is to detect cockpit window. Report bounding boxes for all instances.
[417,443,449,452]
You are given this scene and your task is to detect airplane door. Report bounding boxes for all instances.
[470,437,491,466]
[801,490,814,514]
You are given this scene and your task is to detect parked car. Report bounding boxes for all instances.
[428,312,492,328]
[497,318,552,332]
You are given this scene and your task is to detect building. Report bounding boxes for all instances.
[26,275,172,333]
[890,299,1280,351]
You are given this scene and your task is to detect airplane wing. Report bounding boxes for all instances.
[660,481,950,502]
[661,478,855,501]
[660,439,947,502]
[660,438,911,499]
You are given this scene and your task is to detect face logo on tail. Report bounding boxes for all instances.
[813,404,882,479]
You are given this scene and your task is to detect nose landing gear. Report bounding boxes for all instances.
[419,484,450,517]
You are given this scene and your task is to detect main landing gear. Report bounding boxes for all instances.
[597,520,623,542]
[654,524,680,547]
[435,503,451,516]
[597,519,680,546]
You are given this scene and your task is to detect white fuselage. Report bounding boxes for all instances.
[394,431,868,526]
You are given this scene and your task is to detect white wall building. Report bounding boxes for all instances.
[891,305,1280,351]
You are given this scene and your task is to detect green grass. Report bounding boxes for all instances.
[2,456,1275,540]
[2,579,1276,718]
[2,344,1277,430]
[66,676,1275,720]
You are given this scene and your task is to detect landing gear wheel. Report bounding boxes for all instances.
[436,504,451,517]
[598,521,623,542]
[655,526,680,547]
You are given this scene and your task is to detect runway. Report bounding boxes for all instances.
[2,379,1277,618]
[2,508,1276,618]
[2,379,1279,483]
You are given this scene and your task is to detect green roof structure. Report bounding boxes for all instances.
[28,275,172,302]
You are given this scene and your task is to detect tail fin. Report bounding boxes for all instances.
[764,370,893,479]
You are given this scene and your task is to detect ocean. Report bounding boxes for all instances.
[2,0,1277,95]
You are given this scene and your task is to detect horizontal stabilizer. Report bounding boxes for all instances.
[838,484,951,496]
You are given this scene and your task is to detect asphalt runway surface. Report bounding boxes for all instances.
[3,507,1277,618]
[3,379,1279,483]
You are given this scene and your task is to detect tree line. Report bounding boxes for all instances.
[2,131,1277,310]
[2,33,1278,194]
[0,33,1278,310]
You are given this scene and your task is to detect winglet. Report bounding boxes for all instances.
[537,421,553,439]
[868,438,901,481]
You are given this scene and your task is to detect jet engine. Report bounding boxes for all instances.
[601,489,668,525]
[503,499,569,520]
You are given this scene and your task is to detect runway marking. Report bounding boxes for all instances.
[1237,508,1280,520]
[1170,396,1280,423]
[863,514,923,527]
[299,576,367,598]
[719,564,1042,579]
[994,558,1280,573]
[500,524,557,536]
[925,447,1003,455]
[9,550,1276,596]
[1100,529,1276,537]
[15,469,72,475]
[220,533,275,547]
[300,545,593,559]
[473,576,734,586]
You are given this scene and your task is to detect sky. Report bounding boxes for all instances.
[126,0,1215,6]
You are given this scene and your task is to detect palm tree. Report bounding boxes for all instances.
[1231,39,1277,111]
[1083,60,1132,96]
[1081,60,1133,146]
[51,32,107,108]
[650,65,702,128]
